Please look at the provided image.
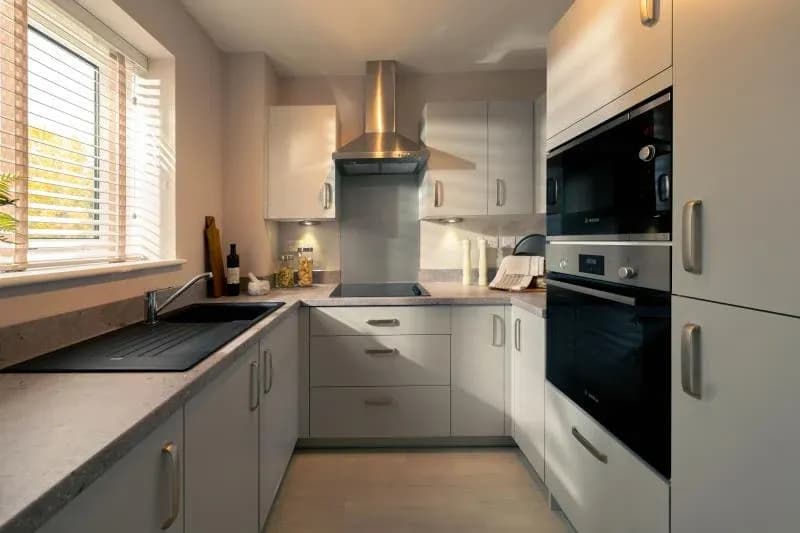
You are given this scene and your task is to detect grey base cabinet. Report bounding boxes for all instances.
[39,408,184,533]
[184,343,260,533]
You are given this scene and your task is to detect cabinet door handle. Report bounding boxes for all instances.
[364,397,394,407]
[366,318,400,327]
[495,179,504,207]
[681,323,702,399]
[640,0,658,26]
[513,318,521,351]
[323,182,333,209]
[263,349,273,394]
[571,427,608,464]
[365,348,398,356]
[161,442,180,530]
[249,361,259,411]
[491,314,505,347]
[682,200,703,274]
[434,180,443,207]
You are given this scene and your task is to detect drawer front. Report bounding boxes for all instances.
[545,383,669,533]
[311,306,451,336]
[311,335,451,387]
[310,386,450,438]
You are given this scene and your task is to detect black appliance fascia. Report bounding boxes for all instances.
[546,90,672,241]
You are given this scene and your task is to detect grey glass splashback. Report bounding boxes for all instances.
[339,174,420,283]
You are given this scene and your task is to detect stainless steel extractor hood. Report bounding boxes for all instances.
[333,60,429,176]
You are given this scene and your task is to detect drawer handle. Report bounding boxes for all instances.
[161,442,180,530]
[571,427,608,464]
[365,348,398,356]
[364,397,394,407]
[366,319,400,327]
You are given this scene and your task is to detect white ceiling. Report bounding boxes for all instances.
[180,0,573,76]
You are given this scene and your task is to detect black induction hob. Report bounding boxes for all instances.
[329,283,430,298]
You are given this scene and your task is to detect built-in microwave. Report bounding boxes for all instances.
[546,91,672,241]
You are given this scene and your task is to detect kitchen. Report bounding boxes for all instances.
[0,0,797,532]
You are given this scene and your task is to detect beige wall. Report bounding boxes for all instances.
[0,0,224,327]
[222,53,280,277]
[275,69,547,272]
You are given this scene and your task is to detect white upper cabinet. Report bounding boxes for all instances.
[420,101,488,219]
[488,101,534,215]
[672,0,800,317]
[267,105,337,220]
[547,0,673,141]
[451,306,506,436]
[420,101,536,219]
[671,296,800,532]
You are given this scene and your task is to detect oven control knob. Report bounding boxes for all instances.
[559,259,568,270]
[618,266,638,279]
[639,144,656,162]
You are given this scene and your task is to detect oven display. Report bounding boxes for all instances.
[579,254,605,275]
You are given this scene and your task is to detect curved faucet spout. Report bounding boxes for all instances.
[145,272,213,324]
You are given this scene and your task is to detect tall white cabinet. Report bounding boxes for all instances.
[671,297,800,531]
[267,105,337,221]
[672,0,800,318]
[671,2,800,531]
[419,101,535,218]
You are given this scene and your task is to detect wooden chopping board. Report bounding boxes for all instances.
[204,216,226,297]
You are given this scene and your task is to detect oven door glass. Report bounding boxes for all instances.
[546,94,672,239]
[546,273,670,477]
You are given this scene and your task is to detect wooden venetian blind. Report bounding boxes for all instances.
[0,0,153,272]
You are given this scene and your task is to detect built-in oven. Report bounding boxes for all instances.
[546,242,671,478]
[546,91,672,241]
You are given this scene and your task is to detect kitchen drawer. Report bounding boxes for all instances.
[310,386,450,438]
[545,383,669,533]
[311,335,450,387]
[310,306,450,336]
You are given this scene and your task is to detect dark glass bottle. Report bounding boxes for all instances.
[226,243,240,296]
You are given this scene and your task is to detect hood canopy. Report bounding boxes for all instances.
[333,60,429,176]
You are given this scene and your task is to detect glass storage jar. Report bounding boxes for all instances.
[276,254,296,288]
[296,247,314,287]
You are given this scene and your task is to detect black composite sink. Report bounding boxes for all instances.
[1,302,284,373]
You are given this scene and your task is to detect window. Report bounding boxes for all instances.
[0,0,163,273]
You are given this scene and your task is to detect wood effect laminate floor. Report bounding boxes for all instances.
[263,448,572,533]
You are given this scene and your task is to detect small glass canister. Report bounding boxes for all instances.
[296,246,314,287]
[276,254,296,288]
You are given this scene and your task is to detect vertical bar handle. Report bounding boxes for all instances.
[434,180,443,207]
[681,323,702,399]
[514,318,521,351]
[262,349,273,394]
[161,442,180,530]
[491,314,505,347]
[496,179,504,207]
[249,361,259,411]
[640,0,659,26]
[324,182,333,209]
[682,200,703,273]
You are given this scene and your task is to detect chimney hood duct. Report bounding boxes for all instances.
[333,60,429,176]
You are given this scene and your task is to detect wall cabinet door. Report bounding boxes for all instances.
[671,296,800,532]
[510,305,545,477]
[488,101,533,215]
[672,0,800,317]
[259,312,300,526]
[451,306,506,436]
[533,95,547,215]
[39,409,184,533]
[267,105,337,220]
[419,101,488,219]
[547,0,672,140]
[185,345,260,533]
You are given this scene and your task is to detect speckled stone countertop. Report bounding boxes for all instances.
[0,283,544,532]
